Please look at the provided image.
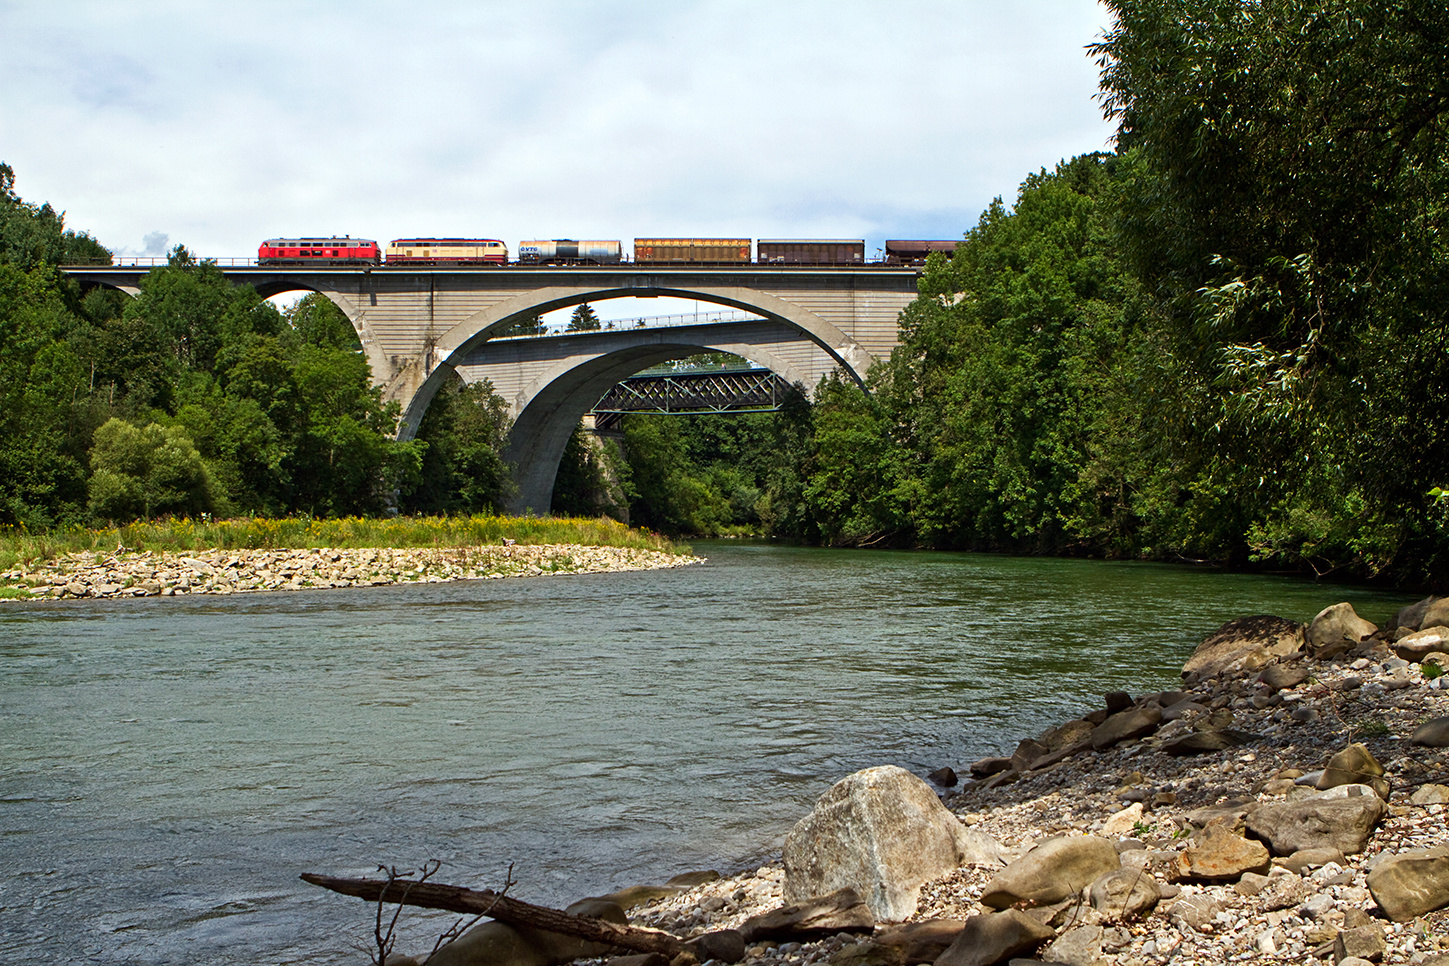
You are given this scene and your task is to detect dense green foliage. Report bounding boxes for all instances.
[403,379,512,515]
[813,154,1153,552]
[0,164,110,270]
[610,386,814,537]
[1,165,118,527]
[601,158,1150,553]
[1089,0,1449,581]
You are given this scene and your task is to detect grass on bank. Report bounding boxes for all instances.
[0,514,682,571]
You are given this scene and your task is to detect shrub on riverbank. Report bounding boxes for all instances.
[0,513,680,569]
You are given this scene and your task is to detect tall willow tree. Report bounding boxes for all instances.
[1093,0,1449,581]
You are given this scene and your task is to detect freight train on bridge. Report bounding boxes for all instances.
[255,236,957,268]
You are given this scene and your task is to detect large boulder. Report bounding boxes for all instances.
[1160,729,1258,756]
[1244,785,1385,856]
[870,920,968,964]
[1259,663,1309,692]
[1410,784,1449,806]
[1306,603,1377,658]
[1040,924,1105,966]
[783,766,1005,921]
[1035,719,1095,755]
[1334,926,1388,963]
[1366,846,1449,922]
[1426,598,1449,630]
[424,897,628,966]
[934,910,1055,966]
[1392,596,1439,633]
[1009,738,1050,772]
[1182,616,1302,680]
[686,930,746,963]
[968,756,1013,778]
[979,835,1121,909]
[1396,596,1449,634]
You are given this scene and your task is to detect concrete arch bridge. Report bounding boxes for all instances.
[63,264,918,513]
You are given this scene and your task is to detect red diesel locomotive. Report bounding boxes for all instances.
[258,237,381,265]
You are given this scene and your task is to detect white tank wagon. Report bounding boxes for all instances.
[517,240,623,265]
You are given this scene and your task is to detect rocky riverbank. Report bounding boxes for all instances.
[1,543,702,600]
[554,598,1449,966]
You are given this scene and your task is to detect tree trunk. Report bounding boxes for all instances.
[299,872,694,959]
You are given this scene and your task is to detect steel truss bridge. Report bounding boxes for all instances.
[590,366,791,432]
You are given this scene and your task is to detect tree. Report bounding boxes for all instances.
[566,303,601,331]
[0,162,111,271]
[284,292,361,351]
[801,374,908,546]
[87,418,216,521]
[169,371,286,516]
[87,247,285,414]
[287,345,423,516]
[619,415,729,534]
[0,263,91,526]
[798,155,1149,554]
[0,166,477,526]
[0,167,119,526]
[551,425,623,518]
[1092,0,1449,581]
[404,378,513,514]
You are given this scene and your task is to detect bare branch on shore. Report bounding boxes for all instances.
[301,870,696,960]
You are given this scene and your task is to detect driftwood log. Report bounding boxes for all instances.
[300,873,694,959]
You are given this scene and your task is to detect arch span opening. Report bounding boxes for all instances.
[497,336,825,515]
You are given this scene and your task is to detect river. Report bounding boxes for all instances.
[0,542,1413,964]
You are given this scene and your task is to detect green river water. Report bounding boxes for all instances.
[0,542,1414,964]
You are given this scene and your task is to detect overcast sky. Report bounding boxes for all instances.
[5,2,1115,319]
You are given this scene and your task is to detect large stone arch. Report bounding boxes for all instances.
[499,336,824,515]
[402,283,873,441]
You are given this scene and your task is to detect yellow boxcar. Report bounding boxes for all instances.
[633,238,751,264]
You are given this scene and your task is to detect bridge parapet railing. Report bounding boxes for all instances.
[65,257,262,268]
[490,309,766,340]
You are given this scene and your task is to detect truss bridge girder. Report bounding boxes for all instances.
[592,369,789,416]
